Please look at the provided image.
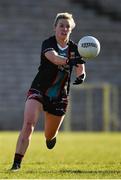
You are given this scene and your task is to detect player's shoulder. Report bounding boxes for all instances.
[42,36,56,44]
[69,39,77,47]
[68,39,78,52]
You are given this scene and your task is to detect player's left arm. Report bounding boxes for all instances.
[73,63,86,85]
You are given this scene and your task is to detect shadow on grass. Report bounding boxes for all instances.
[59,169,121,174]
[1,163,121,176]
[24,169,121,174]
[0,168,121,179]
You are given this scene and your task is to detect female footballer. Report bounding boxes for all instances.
[11,12,86,171]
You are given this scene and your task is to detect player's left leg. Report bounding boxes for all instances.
[44,112,65,149]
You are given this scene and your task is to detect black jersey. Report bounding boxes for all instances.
[31,36,84,98]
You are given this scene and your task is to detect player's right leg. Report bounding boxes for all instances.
[11,99,42,171]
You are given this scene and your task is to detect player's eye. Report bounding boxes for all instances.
[59,24,71,29]
[60,24,64,28]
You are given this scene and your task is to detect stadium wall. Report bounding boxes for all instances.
[0,0,121,131]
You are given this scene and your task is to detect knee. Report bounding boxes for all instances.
[22,122,35,139]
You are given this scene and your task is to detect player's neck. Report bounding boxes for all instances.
[56,37,69,48]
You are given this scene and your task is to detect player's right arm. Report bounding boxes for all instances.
[45,50,68,66]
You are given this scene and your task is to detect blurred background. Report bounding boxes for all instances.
[0,0,121,131]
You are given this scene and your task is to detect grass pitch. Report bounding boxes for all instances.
[0,132,121,179]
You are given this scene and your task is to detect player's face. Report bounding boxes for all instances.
[54,19,72,42]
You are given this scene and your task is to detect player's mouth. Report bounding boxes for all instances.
[61,32,67,36]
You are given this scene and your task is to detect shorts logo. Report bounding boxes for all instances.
[55,108,64,111]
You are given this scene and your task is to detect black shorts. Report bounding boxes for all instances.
[26,88,68,116]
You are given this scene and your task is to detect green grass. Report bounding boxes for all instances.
[0,132,121,179]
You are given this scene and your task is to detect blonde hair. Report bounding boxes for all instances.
[54,12,76,29]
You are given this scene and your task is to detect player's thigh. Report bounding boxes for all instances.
[44,112,65,139]
[23,99,42,127]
